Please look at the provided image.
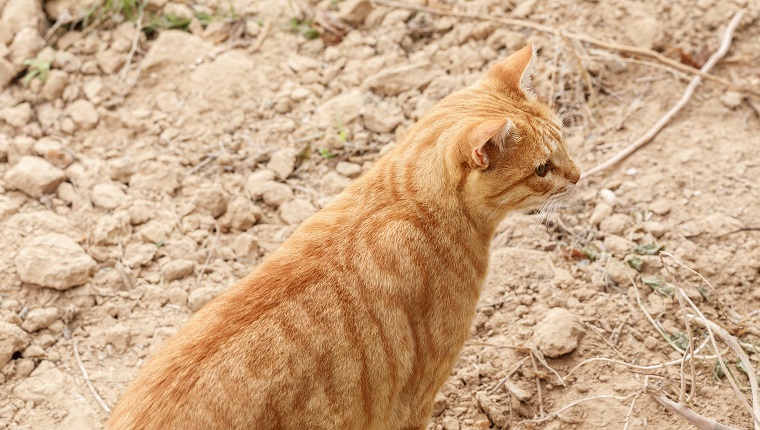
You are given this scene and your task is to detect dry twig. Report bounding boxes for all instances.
[73,339,111,414]
[119,2,145,82]
[583,10,745,177]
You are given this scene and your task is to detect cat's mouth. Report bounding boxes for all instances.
[551,183,575,199]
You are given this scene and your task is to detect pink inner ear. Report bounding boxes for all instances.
[472,148,489,168]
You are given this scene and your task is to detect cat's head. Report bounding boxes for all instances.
[434,44,581,224]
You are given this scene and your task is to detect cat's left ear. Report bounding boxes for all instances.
[468,118,514,169]
[482,44,537,101]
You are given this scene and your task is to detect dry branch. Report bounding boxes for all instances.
[583,10,745,177]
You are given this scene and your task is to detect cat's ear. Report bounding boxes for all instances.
[482,44,537,100]
[468,118,514,169]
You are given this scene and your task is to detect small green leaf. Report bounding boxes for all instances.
[633,244,665,255]
[317,148,334,159]
[155,239,165,248]
[626,255,643,272]
[715,358,730,379]
[670,332,689,351]
[643,276,674,297]
[582,245,601,261]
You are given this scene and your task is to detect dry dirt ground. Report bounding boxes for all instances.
[0,0,759,429]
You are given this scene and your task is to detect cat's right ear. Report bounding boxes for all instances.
[481,44,537,100]
[466,118,514,170]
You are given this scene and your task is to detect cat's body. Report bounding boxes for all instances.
[108,45,580,430]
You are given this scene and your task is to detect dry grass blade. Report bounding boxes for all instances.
[73,339,111,414]
[520,393,638,424]
[687,315,760,429]
[583,10,745,177]
[647,390,741,430]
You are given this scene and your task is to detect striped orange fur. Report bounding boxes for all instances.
[107,44,580,430]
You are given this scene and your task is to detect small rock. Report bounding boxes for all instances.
[167,287,188,306]
[267,148,297,180]
[532,308,584,358]
[363,101,404,133]
[66,99,99,130]
[108,157,137,183]
[649,198,671,215]
[0,322,30,367]
[432,392,447,416]
[188,287,217,312]
[219,196,260,231]
[720,91,744,109]
[4,156,65,198]
[12,367,66,405]
[0,58,17,90]
[511,0,536,17]
[244,169,276,193]
[599,188,617,206]
[476,391,507,428]
[335,161,362,178]
[643,336,658,350]
[92,214,129,245]
[123,242,157,267]
[249,181,294,207]
[129,161,181,194]
[279,198,317,225]
[137,219,173,244]
[44,0,99,21]
[643,221,666,238]
[314,90,363,127]
[105,324,131,353]
[9,27,45,67]
[21,308,59,332]
[626,17,664,49]
[91,182,128,209]
[442,417,460,430]
[15,233,96,290]
[589,202,613,226]
[364,62,441,96]
[41,70,68,100]
[606,262,637,287]
[320,171,353,195]
[507,381,532,401]
[338,0,373,25]
[603,234,636,256]
[0,102,33,128]
[191,184,228,218]
[599,213,629,235]
[161,259,195,282]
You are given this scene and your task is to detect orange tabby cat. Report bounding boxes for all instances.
[108,44,580,430]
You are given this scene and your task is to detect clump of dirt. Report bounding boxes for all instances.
[0,0,759,429]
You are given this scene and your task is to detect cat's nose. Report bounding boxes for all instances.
[565,165,581,184]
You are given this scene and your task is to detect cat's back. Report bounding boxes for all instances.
[108,194,412,430]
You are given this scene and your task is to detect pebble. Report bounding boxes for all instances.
[220,196,260,231]
[338,0,373,25]
[599,213,629,235]
[588,202,613,226]
[20,307,59,333]
[138,219,173,244]
[442,417,460,430]
[364,62,441,97]
[603,234,636,257]
[0,58,14,90]
[279,198,317,225]
[161,259,196,282]
[168,287,189,306]
[0,322,30,367]
[532,308,584,358]
[599,188,617,206]
[91,182,128,209]
[475,391,507,428]
[5,156,66,198]
[320,170,353,195]
[11,367,66,405]
[335,161,362,178]
[245,169,276,191]
[720,91,744,109]
[191,184,228,218]
[108,157,137,183]
[249,181,294,207]
[15,233,96,290]
[363,101,404,133]
[66,99,99,130]
[606,262,637,287]
[41,70,68,100]
[649,198,671,215]
[432,392,447,416]
[266,148,297,180]
[9,27,44,67]
[643,220,666,238]
[188,287,217,312]
[643,336,658,350]
[123,242,157,268]
[92,214,129,245]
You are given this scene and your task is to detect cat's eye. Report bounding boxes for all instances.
[536,163,549,177]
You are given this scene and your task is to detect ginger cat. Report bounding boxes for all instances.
[108,44,580,430]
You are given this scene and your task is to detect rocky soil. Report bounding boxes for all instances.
[0,0,759,429]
